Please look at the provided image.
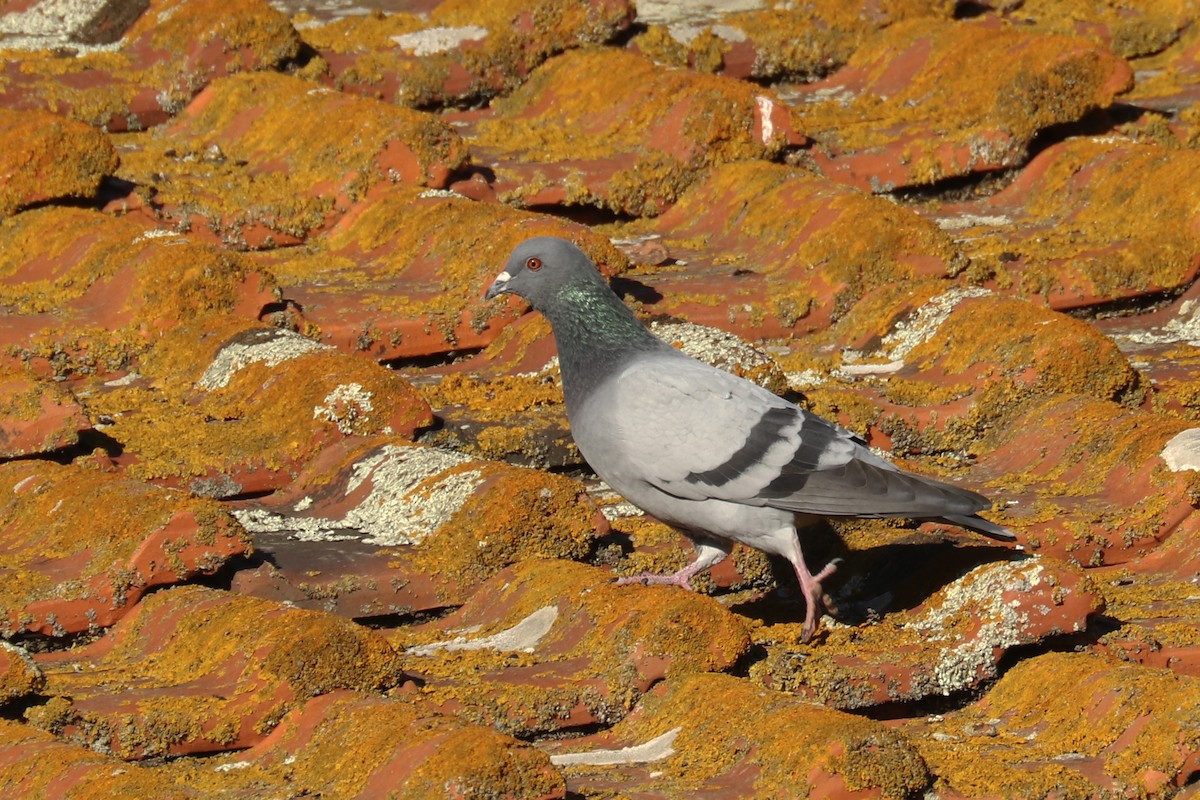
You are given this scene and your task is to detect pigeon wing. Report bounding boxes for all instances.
[609,357,991,519]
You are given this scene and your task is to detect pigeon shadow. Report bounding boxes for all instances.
[730,525,1023,627]
[610,275,663,306]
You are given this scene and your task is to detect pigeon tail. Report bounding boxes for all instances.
[938,513,1016,541]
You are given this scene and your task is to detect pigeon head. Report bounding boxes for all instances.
[484,236,603,312]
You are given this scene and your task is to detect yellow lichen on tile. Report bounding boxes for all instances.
[0,719,194,799]
[474,47,792,214]
[585,671,929,798]
[919,651,1200,798]
[409,468,599,590]
[643,161,961,329]
[797,17,1131,171]
[31,585,406,758]
[0,109,118,216]
[4,0,301,128]
[393,559,751,728]
[86,318,431,483]
[0,460,248,620]
[0,208,276,376]
[257,185,627,335]
[964,139,1200,303]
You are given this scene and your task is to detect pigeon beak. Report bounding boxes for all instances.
[484,270,511,300]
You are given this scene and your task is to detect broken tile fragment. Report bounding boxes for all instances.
[302,0,634,107]
[753,557,1103,708]
[921,138,1200,310]
[85,318,434,495]
[252,186,628,359]
[0,108,118,217]
[547,672,931,798]
[0,461,250,637]
[26,585,408,758]
[0,719,196,799]
[0,0,302,131]
[914,651,1200,798]
[113,71,468,247]
[470,47,802,215]
[784,18,1133,190]
[392,559,751,735]
[230,439,605,613]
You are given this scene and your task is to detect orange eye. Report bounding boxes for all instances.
[526,257,542,271]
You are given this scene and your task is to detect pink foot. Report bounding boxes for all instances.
[615,568,697,590]
[799,558,841,643]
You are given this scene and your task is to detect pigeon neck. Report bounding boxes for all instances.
[542,280,666,406]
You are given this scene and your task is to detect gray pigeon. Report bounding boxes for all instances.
[485,236,1014,641]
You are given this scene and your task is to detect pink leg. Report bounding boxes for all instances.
[616,539,729,589]
[785,534,839,643]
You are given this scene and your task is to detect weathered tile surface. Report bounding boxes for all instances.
[1,1,1199,797]
[0,461,250,637]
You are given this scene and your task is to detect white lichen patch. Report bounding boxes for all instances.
[932,213,1014,231]
[650,320,783,390]
[905,559,1060,696]
[234,445,486,545]
[313,382,377,435]
[406,606,559,656]
[841,286,992,374]
[391,25,488,56]
[1113,298,1200,348]
[1161,428,1200,472]
[550,727,681,767]
[198,328,332,390]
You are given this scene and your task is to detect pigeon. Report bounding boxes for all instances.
[485,236,1014,641]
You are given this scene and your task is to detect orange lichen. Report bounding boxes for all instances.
[409,467,599,590]
[2,0,300,129]
[0,461,248,629]
[392,559,751,732]
[919,651,1200,798]
[30,585,407,759]
[301,0,632,106]
[0,207,277,376]
[579,671,930,798]
[85,318,432,483]
[112,72,466,245]
[953,139,1200,306]
[796,17,1131,180]
[0,109,117,216]
[641,162,961,331]
[0,719,193,799]
[473,47,794,215]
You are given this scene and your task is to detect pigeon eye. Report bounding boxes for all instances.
[526,257,542,271]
